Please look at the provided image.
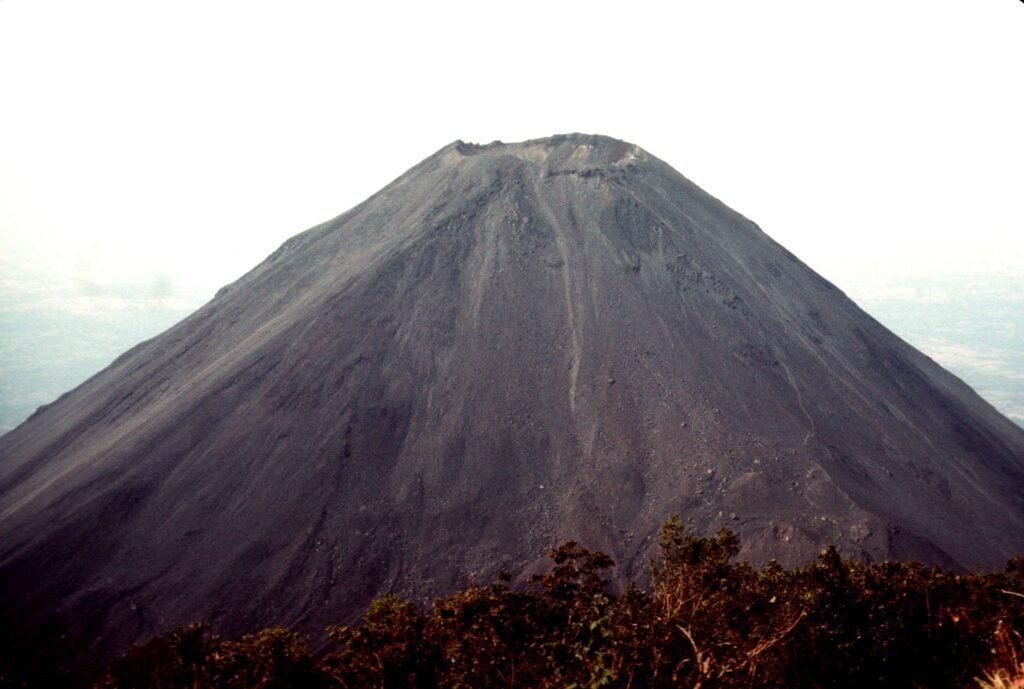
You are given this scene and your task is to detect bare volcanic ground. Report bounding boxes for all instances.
[1,134,1023,675]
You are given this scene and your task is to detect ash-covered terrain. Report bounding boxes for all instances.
[1,134,1022,677]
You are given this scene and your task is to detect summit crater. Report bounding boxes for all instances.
[452,133,647,170]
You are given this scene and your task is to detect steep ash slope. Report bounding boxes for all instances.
[1,134,1023,672]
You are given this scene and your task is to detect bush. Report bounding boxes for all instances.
[96,519,1024,689]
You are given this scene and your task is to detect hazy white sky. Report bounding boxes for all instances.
[1,1,1022,309]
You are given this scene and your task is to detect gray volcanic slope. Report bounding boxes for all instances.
[2,134,1023,669]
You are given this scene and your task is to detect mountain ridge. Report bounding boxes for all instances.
[1,134,1022,674]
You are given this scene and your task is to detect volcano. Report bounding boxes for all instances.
[2,134,1023,675]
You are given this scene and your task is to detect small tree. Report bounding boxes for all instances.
[324,595,436,689]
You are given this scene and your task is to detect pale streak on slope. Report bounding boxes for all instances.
[528,174,582,415]
[778,358,817,446]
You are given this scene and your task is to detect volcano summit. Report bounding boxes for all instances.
[2,134,1023,671]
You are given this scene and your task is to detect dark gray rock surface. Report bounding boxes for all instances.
[2,134,1023,674]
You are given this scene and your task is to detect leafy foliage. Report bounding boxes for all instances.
[94,624,329,689]
[93,519,1024,689]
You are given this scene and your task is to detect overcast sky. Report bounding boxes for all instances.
[1,1,1022,311]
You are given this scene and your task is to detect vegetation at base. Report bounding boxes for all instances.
[94,518,1024,689]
